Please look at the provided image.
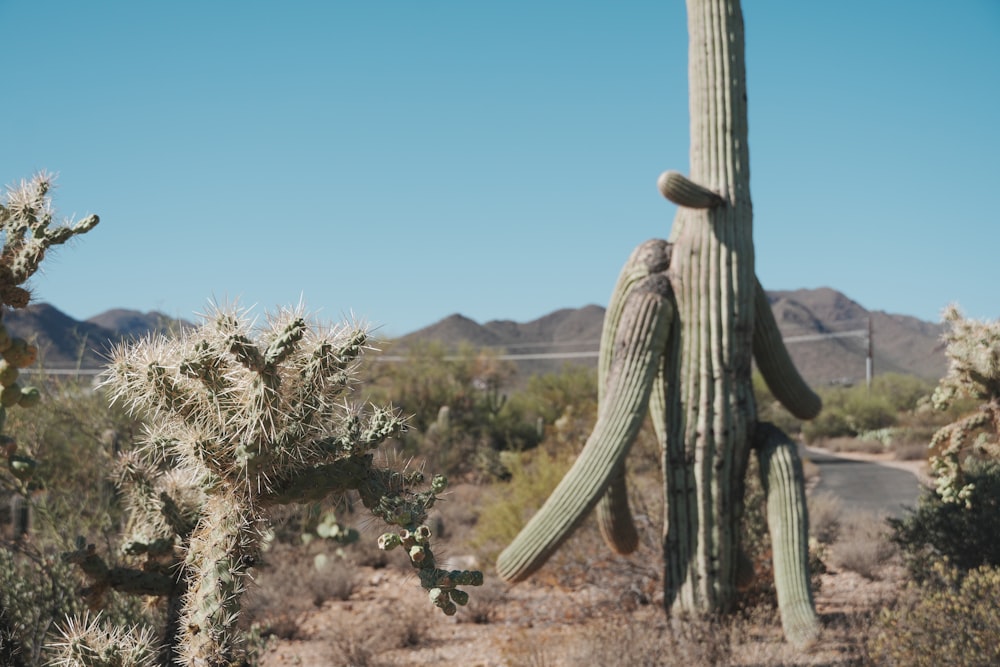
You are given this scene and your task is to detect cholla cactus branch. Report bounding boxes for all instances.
[47,612,160,667]
[926,305,1000,506]
[63,541,176,602]
[0,172,99,309]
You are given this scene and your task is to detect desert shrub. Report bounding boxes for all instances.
[0,379,152,665]
[889,458,1000,581]
[507,364,598,432]
[799,372,933,445]
[815,435,886,455]
[869,373,935,414]
[802,385,895,443]
[0,379,142,539]
[868,561,1000,667]
[0,546,154,667]
[471,446,574,561]
[830,511,896,580]
[368,341,542,479]
[571,613,735,667]
[807,491,842,545]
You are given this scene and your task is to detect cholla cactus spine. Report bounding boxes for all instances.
[48,612,160,667]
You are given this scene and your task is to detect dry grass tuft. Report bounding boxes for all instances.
[830,511,897,580]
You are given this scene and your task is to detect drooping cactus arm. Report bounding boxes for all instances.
[496,272,674,582]
[752,279,821,419]
[594,239,673,555]
[596,466,639,555]
[754,422,819,647]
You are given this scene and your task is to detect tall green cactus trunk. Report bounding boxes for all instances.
[663,0,755,613]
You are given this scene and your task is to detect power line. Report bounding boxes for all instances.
[19,328,871,370]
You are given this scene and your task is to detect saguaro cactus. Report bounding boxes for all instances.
[497,0,822,646]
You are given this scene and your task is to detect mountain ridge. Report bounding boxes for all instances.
[0,288,948,386]
[393,288,947,386]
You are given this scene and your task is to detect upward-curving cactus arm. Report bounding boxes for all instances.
[496,270,674,582]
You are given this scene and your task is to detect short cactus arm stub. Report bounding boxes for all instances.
[496,271,674,582]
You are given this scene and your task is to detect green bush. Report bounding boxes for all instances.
[868,561,1000,666]
[889,459,1000,581]
[0,379,153,665]
[368,342,543,478]
[471,446,574,562]
[800,374,931,444]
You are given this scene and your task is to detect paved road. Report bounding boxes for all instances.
[799,446,923,518]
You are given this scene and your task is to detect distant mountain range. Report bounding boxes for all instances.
[391,287,948,386]
[1,288,949,386]
[1,304,189,370]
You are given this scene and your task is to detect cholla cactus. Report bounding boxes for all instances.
[66,303,480,665]
[0,172,99,309]
[1,172,97,493]
[497,0,821,646]
[0,173,99,663]
[928,305,1000,506]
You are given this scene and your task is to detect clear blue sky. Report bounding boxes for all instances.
[3,1,998,337]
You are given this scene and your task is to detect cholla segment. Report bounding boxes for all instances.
[0,172,99,309]
[48,612,160,667]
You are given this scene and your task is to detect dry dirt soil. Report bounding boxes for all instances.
[245,462,915,667]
